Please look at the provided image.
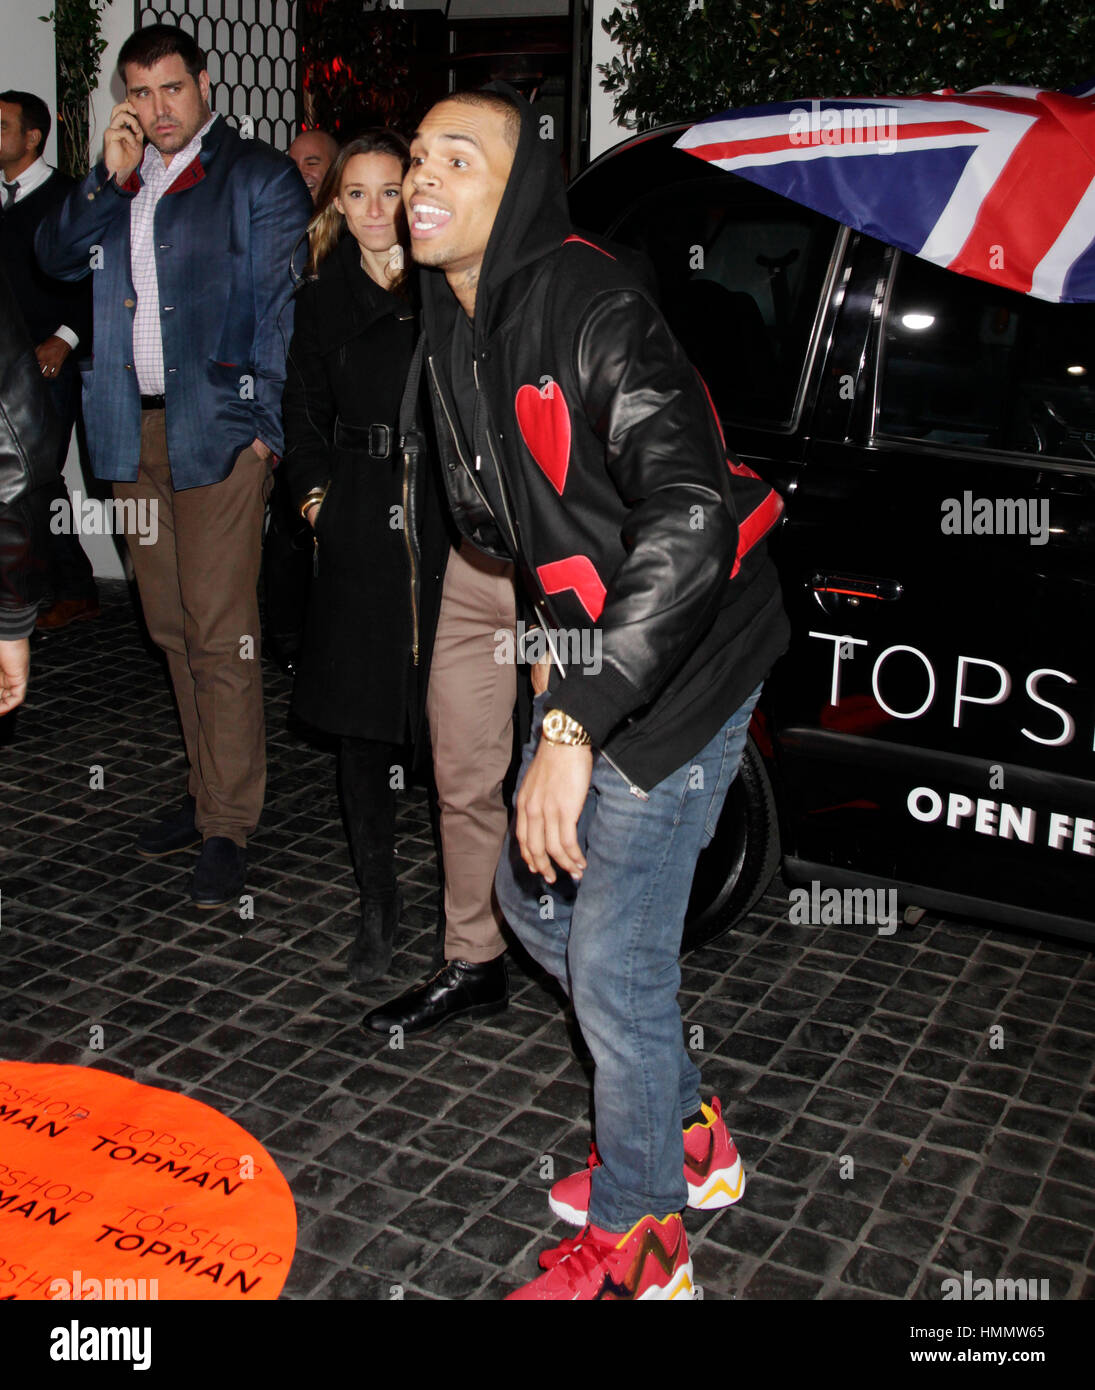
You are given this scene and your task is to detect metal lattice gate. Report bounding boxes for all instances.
[136,0,298,151]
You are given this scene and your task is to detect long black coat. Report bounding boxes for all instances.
[0,264,59,638]
[280,233,449,746]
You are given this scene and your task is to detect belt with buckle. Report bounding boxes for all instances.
[333,419,392,459]
[140,394,166,410]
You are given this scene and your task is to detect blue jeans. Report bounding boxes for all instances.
[495,684,763,1231]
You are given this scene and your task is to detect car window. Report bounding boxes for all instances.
[877,253,1095,463]
[609,181,839,427]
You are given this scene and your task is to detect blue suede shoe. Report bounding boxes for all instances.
[191,836,247,908]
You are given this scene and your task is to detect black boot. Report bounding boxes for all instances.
[348,888,402,984]
[361,956,508,1038]
[339,736,402,979]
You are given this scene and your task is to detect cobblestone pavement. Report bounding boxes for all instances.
[2,580,1093,1301]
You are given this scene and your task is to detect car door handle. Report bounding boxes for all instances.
[810,574,904,603]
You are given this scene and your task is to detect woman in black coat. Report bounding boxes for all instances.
[281,131,448,982]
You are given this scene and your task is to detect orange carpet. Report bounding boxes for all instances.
[0,1062,296,1300]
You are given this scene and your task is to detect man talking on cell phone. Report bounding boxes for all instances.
[37,24,311,908]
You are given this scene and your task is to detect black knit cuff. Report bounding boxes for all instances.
[545,663,638,748]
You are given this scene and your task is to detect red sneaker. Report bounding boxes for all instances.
[547,1096,745,1226]
[506,1214,694,1300]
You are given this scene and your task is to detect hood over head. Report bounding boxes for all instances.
[417,81,572,347]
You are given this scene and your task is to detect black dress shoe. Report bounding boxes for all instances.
[191,836,247,908]
[136,795,199,858]
[347,890,402,984]
[362,956,508,1037]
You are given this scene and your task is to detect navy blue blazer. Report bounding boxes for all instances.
[35,116,311,489]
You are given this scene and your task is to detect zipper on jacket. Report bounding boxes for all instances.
[474,358,524,560]
[427,355,507,546]
[401,449,419,665]
[597,746,649,802]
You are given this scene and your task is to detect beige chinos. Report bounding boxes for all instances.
[427,538,517,963]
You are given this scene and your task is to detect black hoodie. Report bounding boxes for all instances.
[416,84,790,794]
[422,83,573,351]
[422,82,573,556]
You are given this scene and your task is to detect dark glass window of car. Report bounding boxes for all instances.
[608,181,839,427]
[878,253,1095,463]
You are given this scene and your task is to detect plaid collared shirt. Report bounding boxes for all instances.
[130,114,217,394]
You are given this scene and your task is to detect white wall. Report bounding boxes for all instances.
[589,0,629,159]
[5,5,58,165]
[91,0,135,169]
[10,0,126,579]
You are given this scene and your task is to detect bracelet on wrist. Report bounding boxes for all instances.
[299,486,327,522]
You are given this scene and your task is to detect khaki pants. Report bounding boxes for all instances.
[427,540,516,962]
[114,409,271,845]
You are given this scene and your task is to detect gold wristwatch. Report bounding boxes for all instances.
[542,709,592,746]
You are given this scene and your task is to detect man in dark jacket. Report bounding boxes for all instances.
[36,25,311,907]
[0,264,61,712]
[0,90,98,631]
[403,86,790,1299]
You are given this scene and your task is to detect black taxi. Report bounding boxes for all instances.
[568,126,1095,948]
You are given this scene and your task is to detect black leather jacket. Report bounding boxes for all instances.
[0,265,58,639]
[418,87,790,793]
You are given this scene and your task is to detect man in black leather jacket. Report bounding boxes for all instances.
[402,86,790,1299]
[0,263,61,712]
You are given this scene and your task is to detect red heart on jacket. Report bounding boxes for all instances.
[515,382,571,496]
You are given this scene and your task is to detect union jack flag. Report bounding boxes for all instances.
[674,80,1095,304]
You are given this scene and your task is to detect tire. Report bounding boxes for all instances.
[682,734,781,952]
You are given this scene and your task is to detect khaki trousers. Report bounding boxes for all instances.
[114,409,271,845]
[427,540,516,963]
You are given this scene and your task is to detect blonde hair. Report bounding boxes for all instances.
[305,130,411,290]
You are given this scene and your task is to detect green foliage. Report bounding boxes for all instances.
[600,0,1095,130]
[40,0,110,177]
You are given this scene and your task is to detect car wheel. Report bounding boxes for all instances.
[682,734,781,952]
